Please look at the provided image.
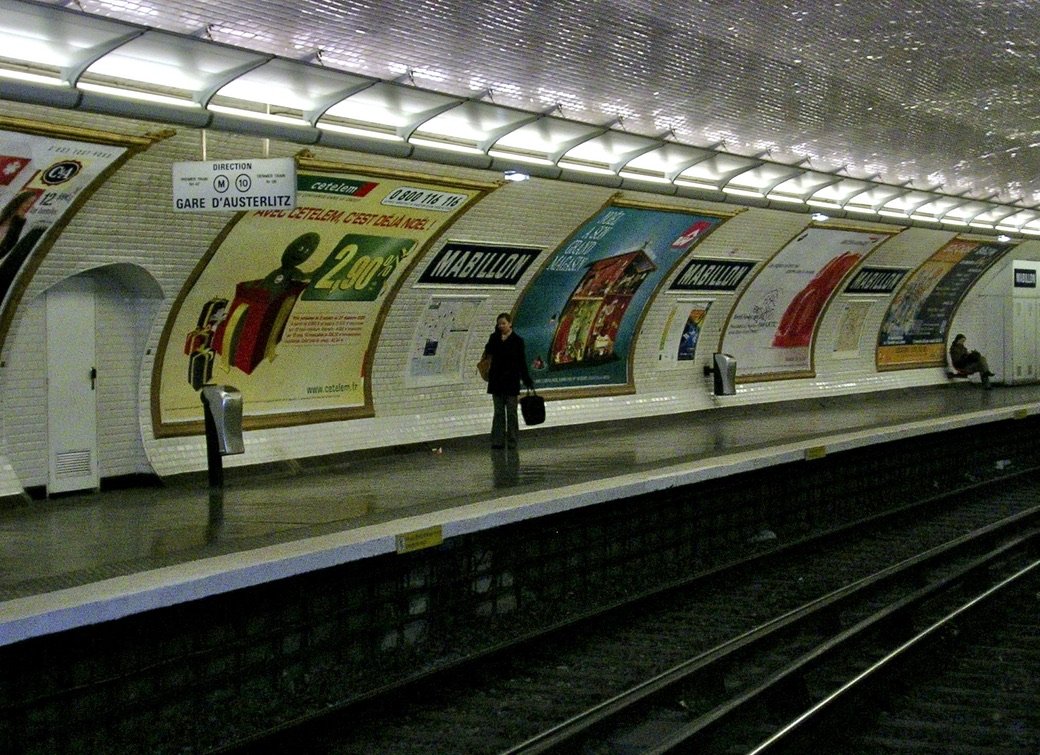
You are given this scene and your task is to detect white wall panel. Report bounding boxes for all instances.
[0,99,1016,488]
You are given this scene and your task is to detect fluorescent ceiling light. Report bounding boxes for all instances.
[77,81,200,108]
[877,210,909,218]
[503,170,529,182]
[674,178,720,191]
[969,222,994,229]
[997,234,1011,242]
[86,59,205,93]
[408,136,486,155]
[0,68,67,86]
[317,121,404,142]
[806,200,843,210]
[558,161,617,176]
[844,205,878,215]
[940,218,968,226]
[487,149,555,166]
[618,170,672,184]
[767,194,805,204]
[811,212,830,222]
[208,104,308,126]
[722,187,764,198]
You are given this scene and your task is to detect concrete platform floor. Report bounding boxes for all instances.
[2,381,1038,645]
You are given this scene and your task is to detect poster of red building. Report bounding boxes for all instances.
[512,200,728,394]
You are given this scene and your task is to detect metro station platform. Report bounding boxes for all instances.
[3,380,1040,648]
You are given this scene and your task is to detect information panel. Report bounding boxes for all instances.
[172,157,296,212]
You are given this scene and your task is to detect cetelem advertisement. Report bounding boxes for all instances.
[154,163,493,434]
[877,238,1009,368]
[721,227,890,380]
[511,200,726,395]
[0,125,136,349]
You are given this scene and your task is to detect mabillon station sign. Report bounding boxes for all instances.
[418,242,541,285]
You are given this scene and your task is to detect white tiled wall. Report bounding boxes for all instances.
[0,100,1033,495]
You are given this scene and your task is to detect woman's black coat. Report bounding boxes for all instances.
[484,330,533,396]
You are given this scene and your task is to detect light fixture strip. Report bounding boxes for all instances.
[9,2,1035,231]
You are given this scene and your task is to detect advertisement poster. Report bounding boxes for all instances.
[407,295,485,386]
[877,239,1009,368]
[657,300,712,369]
[832,301,873,358]
[721,227,889,379]
[512,201,724,393]
[155,166,491,432]
[0,129,129,344]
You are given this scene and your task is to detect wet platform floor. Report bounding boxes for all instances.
[3,381,1040,645]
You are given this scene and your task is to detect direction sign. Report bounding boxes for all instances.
[172,157,296,212]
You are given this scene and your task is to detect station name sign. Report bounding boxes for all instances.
[418,242,541,285]
[1014,268,1037,288]
[844,266,907,294]
[669,259,756,291]
[172,157,296,212]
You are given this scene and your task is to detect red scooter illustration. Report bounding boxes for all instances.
[772,251,862,348]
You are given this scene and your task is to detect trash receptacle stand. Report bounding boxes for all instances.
[202,400,224,489]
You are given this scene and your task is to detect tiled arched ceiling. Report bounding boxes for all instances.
[35,0,1040,206]
[11,0,1040,221]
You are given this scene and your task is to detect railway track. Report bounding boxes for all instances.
[509,514,1039,753]
[220,473,1040,754]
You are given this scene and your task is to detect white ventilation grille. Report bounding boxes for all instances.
[55,450,92,478]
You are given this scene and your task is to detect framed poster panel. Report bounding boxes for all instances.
[0,118,157,352]
[656,299,713,369]
[876,239,1009,369]
[721,226,891,380]
[511,199,731,396]
[154,161,496,435]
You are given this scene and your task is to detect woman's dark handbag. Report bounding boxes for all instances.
[519,389,545,426]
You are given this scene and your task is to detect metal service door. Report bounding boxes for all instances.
[47,276,99,494]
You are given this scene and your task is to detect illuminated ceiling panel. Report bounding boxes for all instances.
[411,100,535,150]
[82,30,264,95]
[2,0,1038,239]
[766,171,840,203]
[674,153,760,191]
[321,81,457,133]
[723,163,802,196]
[0,1,131,72]
[490,117,601,165]
[213,58,370,116]
[559,131,661,173]
[620,143,714,183]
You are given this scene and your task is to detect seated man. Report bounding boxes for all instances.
[949,333,994,388]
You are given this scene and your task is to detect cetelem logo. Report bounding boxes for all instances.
[41,160,83,185]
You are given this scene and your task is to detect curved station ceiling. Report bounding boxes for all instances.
[5,0,1040,235]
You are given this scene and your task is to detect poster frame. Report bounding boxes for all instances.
[151,157,499,437]
[510,194,740,401]
[0,117,166,353]
[874,234,1010,371]
[717,220,898,383]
